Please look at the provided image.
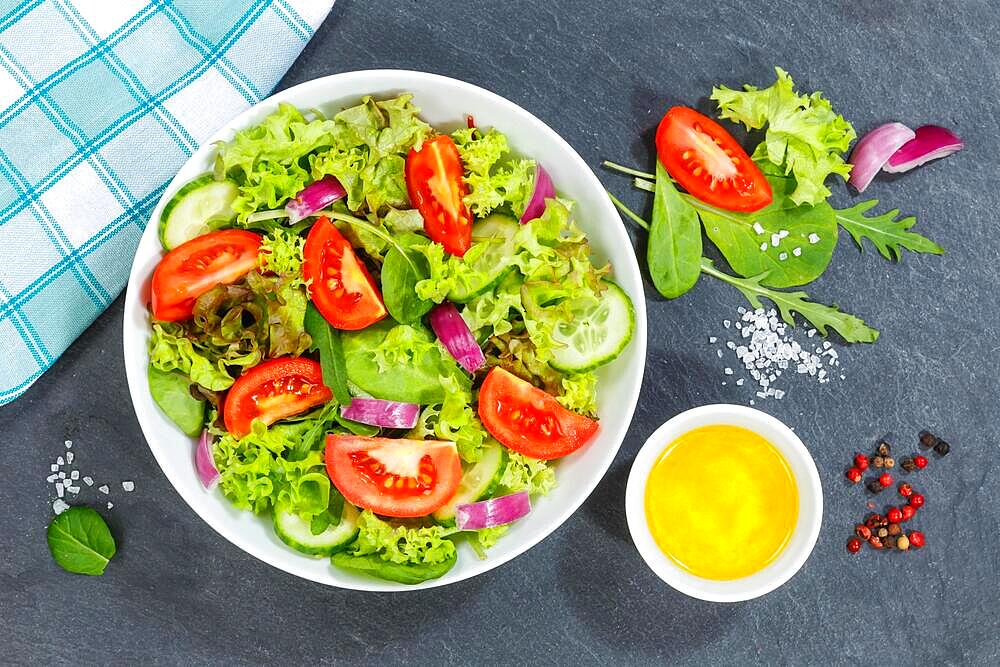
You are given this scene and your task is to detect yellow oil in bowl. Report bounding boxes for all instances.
[644,424,798,580]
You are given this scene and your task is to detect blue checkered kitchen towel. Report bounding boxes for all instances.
[0,0,334,405]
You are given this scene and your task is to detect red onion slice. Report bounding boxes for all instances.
[455,491,531,530]
[848,123,915,193]
[884,125,963,173]
[519,163,555,223]
[341,398,420,429]
[428,302,485,374]
[285,176,347,223]
[195,430,220,489]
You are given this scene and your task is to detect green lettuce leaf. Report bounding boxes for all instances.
[148,322,243,391]
[451,127,535,217]
[557,372,598,417]
[347,511,457,565]
[711,67,856,206]
[498,452,556,496]
[408,374,489,463]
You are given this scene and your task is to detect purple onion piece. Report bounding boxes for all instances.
[883,125,964,173]
[848,122,915,193]
[519,163,555,224]
[456,491,532,531]
[428,302,485,374]
[285,176,347,223]
[195,430,220,489]
[341,398,421,429]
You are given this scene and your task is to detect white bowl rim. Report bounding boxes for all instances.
[625,404,823,602]
[122,69,647,591]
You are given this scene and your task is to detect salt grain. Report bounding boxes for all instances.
[107,502,114,510]
[808,233,820,244]
[56,456,64,466]
[53,499,70,515]
[50,463,58,473]
[778,252,788,261]
[770,233,781,247]
[66,452,74,464]
[759,242,768,252]
[122,481,135,492]
[83,476,93,486]
[98,485,110,495]
[753,222,765,235]
[64,440,72,448]
[792,247,802,257]
[70,470,79,480]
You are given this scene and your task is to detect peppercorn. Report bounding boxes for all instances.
[877,527,888,538]
[867,479,884,494]
[888,523,901,536]
[909,493,925,509]
[898,482,913,498]
[877,434,893,457]
[866,513,886,529]
[896,535,910,551]
[883,535,895,550]
[846,467,863,484]
[909,531,925,548]
[868,536,884,550]
[854,453,870,472]
[934,440,951,456]
[855,524,872,540]
[884,457,895,468]
[847,537,862,553]
[901,505,916,522]
[914,454,929,469]
[879,472,893,487]
[873,455,886,468]
[901,457,917,472]
[919,430,939,448]
[887,507,903,523]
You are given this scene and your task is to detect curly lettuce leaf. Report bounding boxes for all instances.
[468,525,510,559]
[408,374,489,463]
[347,511,457,565]
[149,322,244,391]
[258,228,305,276]
[711,67,856,205]
[451,127,535,217]
[498,452,556,496]
[557,372,598,417]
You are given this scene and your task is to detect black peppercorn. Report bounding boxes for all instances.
[877,436,892,457]
[901,457,917,472]
[919,430,939,448]
[867,479,884,493]
[934,440,951,456]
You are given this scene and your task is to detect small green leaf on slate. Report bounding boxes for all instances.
[835,199,944,261]
[47,506,117,576]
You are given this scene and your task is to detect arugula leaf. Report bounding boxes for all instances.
[700,258,879,343]
[648,162,702,298]
[304,304,351,405]
[711,67,856,206]
[47,507,117,576]
[698,172,837,288]
[381,233,433,324]
[835,200,944,261]
[147,365,205,437]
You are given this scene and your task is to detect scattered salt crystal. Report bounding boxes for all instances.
[83,476,94,486]
[770,233,781,247]
[122,481,135,492]
[70,470,79,480]
[56,483,64,499]
[46,473,58,483]
[57,471,66,480]
[792,247,802,257]
[56,456,64,466]
[726,341,736,350]
[778,230,789,238]
[723,320,731,328]
[759,242,768,252]
[66,485,80,494]
[736,378,745,386]
[717,349,723,358]
[53,499,70,515]
[66,452,74,464]
[808,233,820,244]
[807,329,816,337]
[98,485,110,495]
[778,252,788,261]
[64,440,72,448]
[50,463,58,472]
[708,336,717,344]
[749,400,755,406]
[724,368,733,375]
[107,502,114,510]
[753,222,765,235]
[774,389,786,400]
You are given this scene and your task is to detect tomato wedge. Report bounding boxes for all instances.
[405,135,472,257]
[478,368,599,460]
[655,106,772,213]
[223,357,332,438]
[150,229,262,321]
[324,435,462,517]
[302,216,386,330]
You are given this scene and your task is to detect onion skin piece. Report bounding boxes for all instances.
[428,302,485,374]
[285,176,347,223]
[884,125,964,173]
[341,398,420,429]
[848,123,915,192]
[519,164,555,223]
[195,430,220,489]
[455,491,531,530]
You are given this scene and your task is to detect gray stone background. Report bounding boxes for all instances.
[3,0,998,664]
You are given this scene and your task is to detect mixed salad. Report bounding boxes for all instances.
[145,94,635,584]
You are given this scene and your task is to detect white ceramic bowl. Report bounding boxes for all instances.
[123,70,647,591]
[625,405,822,602]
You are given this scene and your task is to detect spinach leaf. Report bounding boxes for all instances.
[304,304,351,405]
[332,411,380,436]
[147,365,205,437]
[331,550,457,585]
[381,232,433,324]
[835,200,943,261]
[699,173,837,288]
[342,320,469,404]
[648,161,702,298]
[47,507,117,576]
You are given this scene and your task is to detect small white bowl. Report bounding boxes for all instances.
[625,405,822,602]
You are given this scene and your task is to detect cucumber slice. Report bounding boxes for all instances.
[549,281,635,373]
[447,214,519,302]
[159,175,239,249]
[273,503,360,557]
[433,441,507,523]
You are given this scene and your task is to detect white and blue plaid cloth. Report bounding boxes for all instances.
[0,0,334,405]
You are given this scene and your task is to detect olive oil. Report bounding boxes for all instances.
[645,425,798,580]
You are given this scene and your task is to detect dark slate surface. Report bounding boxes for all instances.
[3,0,999,664]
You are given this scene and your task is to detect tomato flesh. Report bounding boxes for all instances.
[325,436,462,517]
[478,368,599,460]
[656,106,772,213]
[303,216,386,330]
[223,357,332,438]
[405,135,472,257]
[151,229,262,321]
